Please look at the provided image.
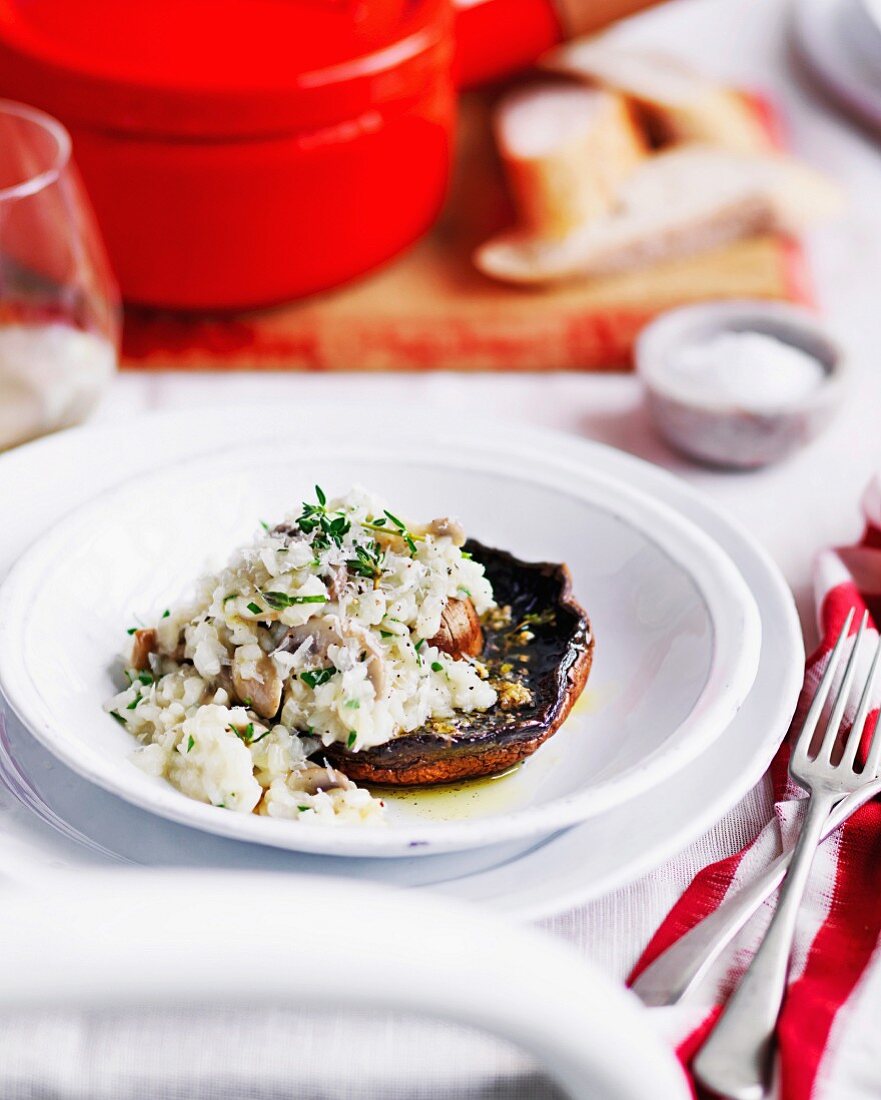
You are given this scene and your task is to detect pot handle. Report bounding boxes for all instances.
[453,0,664,88]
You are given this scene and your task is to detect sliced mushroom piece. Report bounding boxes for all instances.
[231,646,283,720]
[327,564,348,602]
[293,763,354,795]
[279,618,387,699]
[429,598,484,659]
[352,627,387,698]
[278,618,341,659]
[130,629,157,672]
[412,516,467,546]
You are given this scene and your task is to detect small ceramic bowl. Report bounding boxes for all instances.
[635,300,846,470]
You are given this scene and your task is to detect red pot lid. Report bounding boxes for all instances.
[0,0,452,137]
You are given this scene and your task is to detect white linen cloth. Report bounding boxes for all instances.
[4,0,881,1094]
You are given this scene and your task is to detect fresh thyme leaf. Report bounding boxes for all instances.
[346,539,385,585]
[223,592,239,603]
[379,630,394,639]
[383,509,405,530]
[109,710,126,726]
[298,805,310,812]
[344,699,360,709]
[347,730,357,747]
[126,627,137,635]
[315,485,327,506]
[259,519,270,532]
[137,671,154,685]
[161,609,170,619]
[187,735,195,753]
[246,601,262,615]
[301,667,336,689]
[414,639,425,651]
[250,728,271,745]
[125,692,141,710]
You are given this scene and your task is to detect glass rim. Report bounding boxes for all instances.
[0,99,72,203]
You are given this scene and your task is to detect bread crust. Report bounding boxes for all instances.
[497,84,647,238]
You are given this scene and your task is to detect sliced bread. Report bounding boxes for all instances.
[495,81,647,238]
[475,145,842,284]
[541,40,773,153]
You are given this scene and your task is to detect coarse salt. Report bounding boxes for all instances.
[662,330,826,412]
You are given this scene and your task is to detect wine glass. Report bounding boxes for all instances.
[0,99,119,450]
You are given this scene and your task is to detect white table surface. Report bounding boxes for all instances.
[80,0,879,976]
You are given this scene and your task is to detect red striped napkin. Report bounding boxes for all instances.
[630,477,881,1099]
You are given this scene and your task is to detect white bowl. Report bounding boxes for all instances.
[0,425,761,858]
[636,300,845,469]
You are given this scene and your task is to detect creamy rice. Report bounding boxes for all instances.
[105,487,498,824]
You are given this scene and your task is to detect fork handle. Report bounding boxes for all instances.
[692,790,839,1100]
[632,781,881,1008]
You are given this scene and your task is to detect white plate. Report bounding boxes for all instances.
[0,422,760,857]
[0,406,802,917]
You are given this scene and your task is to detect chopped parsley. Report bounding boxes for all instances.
[109,710,126,726]
[226,722,270,746]
[262,591,327,610]
[344,699,360,710]
[301,667,336,689]
[246,601,262,615]
[137,670,154,685]
[161,609,170,619]
[186,735,195,753]
[431,661,444,673]
[347,730,357,748]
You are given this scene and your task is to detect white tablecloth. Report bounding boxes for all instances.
[6,0,881,1093]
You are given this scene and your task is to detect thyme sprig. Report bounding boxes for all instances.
[360,510,421,556]
[346,539,385,588]
[294,487,423,562]
[296,485,351,550]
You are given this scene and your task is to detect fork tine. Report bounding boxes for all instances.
[842,633,881,772]
[792,608,855,767]
[817,610,869,762]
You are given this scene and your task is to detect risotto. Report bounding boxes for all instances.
[105,487,499,824]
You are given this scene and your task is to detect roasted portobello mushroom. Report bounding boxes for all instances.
[325,539,593,786]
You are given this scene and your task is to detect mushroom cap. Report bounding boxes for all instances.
[325,540,593,787]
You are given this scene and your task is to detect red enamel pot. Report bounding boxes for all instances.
[0,0,648,310]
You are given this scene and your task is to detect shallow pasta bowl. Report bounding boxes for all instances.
[0,433,761,857]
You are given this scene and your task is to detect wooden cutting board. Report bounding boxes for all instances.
[121,93,812,373]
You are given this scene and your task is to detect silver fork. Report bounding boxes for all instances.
[693,608,881,1099]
